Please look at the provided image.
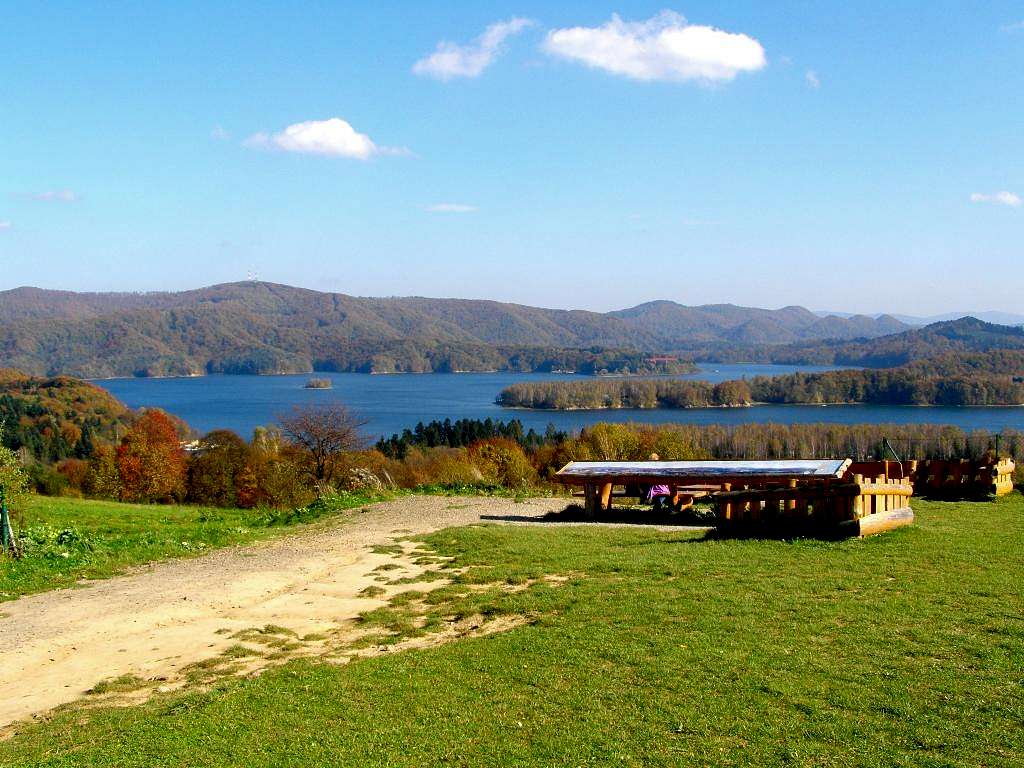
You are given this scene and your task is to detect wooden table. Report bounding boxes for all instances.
[553,459,852,514]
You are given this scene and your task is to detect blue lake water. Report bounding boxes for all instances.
[95,364,1024,439]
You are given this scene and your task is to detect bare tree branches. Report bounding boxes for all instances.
[277,403,368,484]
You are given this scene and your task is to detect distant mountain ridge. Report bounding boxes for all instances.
[0,281,910,378]
[718,317,1024,367]
[815,309,1024,328]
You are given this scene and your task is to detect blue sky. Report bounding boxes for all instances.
[1,2,1021,314]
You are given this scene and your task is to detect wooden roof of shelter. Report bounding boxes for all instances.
[553,459,851,486]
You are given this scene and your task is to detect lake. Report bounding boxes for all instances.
[96,364,1024,439]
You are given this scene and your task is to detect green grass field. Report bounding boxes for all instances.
[2,493,1021,766]
[0,492,385,601]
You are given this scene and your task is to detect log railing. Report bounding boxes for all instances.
[847,458,1015,497]
[994,458,1016,496]
[715,477,914,536]
[846,460,918,482]
[917,458,1016,497]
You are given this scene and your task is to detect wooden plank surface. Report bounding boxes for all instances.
[554,459,851,485]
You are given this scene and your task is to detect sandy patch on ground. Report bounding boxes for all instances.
[0,495,568,731]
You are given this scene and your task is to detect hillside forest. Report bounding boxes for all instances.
[498,351,1024,409]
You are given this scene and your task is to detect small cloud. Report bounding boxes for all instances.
[805,70,821,89]
[0,221,11,230]
[244,118,407,160]
[1000,20,1024,32]
[211,125,231,140]
[413,17,534,80]
[543,11,766,83]
[426,203,476,213]
[30,189,78,202]
[970,191,1022,207]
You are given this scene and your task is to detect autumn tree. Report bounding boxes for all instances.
[0,446,28,504]
[278,403,367,486]
[186,430,251,507]
[466,438,536,488]
[712,379,753,406]
[84,445,122,499]
[117,410,186,502]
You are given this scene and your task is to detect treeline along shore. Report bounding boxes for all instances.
[4,361,1023,505]
[497,352,1024,409]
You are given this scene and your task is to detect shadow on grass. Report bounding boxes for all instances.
[481,503,906,543]
[480,503,716,529]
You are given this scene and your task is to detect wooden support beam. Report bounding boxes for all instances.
[838,506,914,537]
[583,484,598,517]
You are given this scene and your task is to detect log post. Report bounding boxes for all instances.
[583,484,598,517]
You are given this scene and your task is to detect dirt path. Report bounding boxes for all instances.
[0,495,567,730]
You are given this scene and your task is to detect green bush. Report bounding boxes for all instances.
[467,439,537,489]
[25,462,68,497]
[0,446,29,504]
[18,524,97,564]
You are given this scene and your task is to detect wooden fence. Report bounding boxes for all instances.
[915,458,1015,497]
[845,458,1015,497]
[715,477,914,537]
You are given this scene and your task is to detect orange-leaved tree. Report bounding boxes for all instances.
[117,410,186,502]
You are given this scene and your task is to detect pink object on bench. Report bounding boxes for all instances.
[646,484,671,501]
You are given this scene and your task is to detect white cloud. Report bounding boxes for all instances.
[30,189,77,202]
[1000,20,1024,32]
[805,70,820,89]
[211,125,231,140]
[244,118,406,160]
[971,191,1022,207]
[0,221,11,230]
[426,203,477,213]
[543,11,766,83]
[413,17,534,80]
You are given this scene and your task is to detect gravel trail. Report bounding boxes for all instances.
[0,495,566,729]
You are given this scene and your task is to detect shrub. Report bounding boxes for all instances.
[186,430,251,507]
[237,447,315,510]
[57,458,90,492]
[0,446,28,495]
[427,455,485,486]
[83,445,122,500]
[26,462,68,496]
[467,439,537,489]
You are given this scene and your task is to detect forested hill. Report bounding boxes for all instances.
[499,350,1024,409]
[700,317,1024,367]
[0,282,908,378]
[0,369,135,461]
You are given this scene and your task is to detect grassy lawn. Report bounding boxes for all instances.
[0,492,385,601]
[2,494,1022,766]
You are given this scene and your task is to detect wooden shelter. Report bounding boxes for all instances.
[553,459,914,537]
